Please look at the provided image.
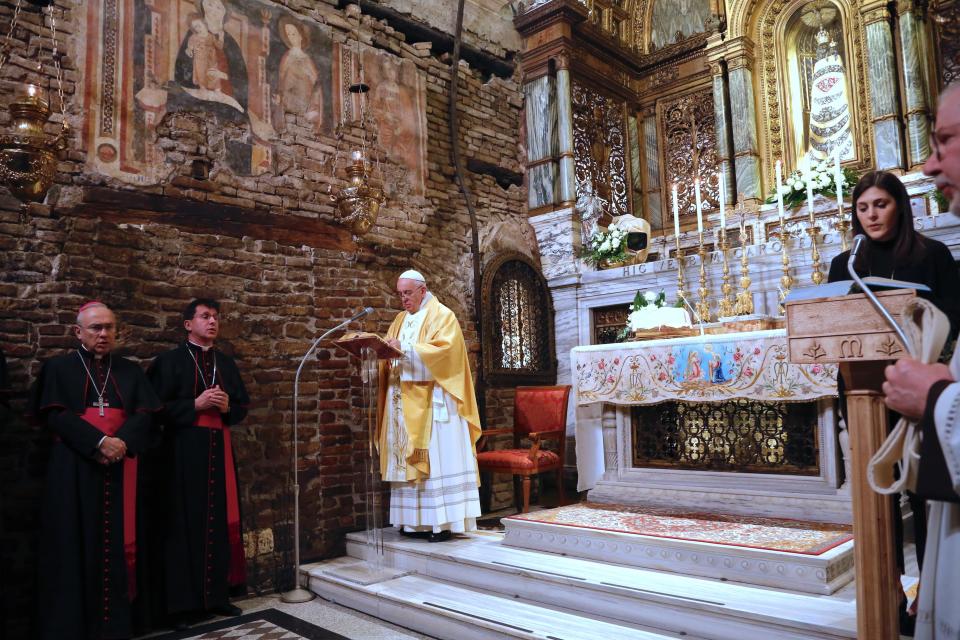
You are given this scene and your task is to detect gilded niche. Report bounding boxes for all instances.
[753,0,872,181]
[572,80,629,217]
[659,88,718,223]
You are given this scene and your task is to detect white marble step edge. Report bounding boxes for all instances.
[344,530,856,640]
[502,517,854,596]
[307,557,699,640]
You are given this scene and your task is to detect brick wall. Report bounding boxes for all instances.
[0,0,530,635]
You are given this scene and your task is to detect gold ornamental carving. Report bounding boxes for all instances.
[659,87,719,222]
[572,79,629,216]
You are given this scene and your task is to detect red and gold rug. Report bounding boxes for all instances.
[506,503,853,555]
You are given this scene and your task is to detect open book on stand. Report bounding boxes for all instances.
[333,331,405,359]
[784,276,931,303]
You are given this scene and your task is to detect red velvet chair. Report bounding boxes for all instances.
[476,385,572,513]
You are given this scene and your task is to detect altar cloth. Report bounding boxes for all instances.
[572,329,838,491]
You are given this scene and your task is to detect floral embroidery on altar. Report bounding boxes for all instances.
[574,330,837,405]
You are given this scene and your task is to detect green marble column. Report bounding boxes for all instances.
[711,62,735,207]
[556,59,576,206]
[524,74,559,209]
[863,6,905,169]
[642,113,662,229]
[897,0,931,168]
[727,60,761,199]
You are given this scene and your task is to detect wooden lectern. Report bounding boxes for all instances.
[786,288,915,640]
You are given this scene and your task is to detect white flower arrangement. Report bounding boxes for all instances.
[766,161,857,209]
[581,222,628,268]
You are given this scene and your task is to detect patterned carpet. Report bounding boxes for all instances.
[148,609,348,640]
[506,503,853,555]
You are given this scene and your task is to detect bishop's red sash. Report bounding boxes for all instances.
[195,409,246,586]
[80,407,138,601]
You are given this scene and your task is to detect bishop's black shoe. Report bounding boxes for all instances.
[428,530,452,543]
[211,603,243,617]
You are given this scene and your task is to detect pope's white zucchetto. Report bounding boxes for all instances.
[399,270,426,284]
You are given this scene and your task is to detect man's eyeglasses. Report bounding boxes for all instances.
[397,287,424,299]
[194,313,219,321]
[929,121,960,162]
[80,323,116,333]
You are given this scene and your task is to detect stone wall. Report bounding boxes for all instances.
[0,0,529,635]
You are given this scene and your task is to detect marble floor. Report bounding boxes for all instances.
[134,593,437,640]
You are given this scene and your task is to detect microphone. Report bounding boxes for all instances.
[847,234,914,355]
[677,292,705,337]
[348,307,375,323]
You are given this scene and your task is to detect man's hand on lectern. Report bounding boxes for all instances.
[882,359,953,420]
[386,338,401,351]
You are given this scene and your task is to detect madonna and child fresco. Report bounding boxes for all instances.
[81,0,426,193]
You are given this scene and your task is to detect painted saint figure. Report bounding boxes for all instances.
[685,350,702,381]
[277,18,323,127]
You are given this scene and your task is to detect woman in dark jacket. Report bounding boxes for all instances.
[828,170,960,331]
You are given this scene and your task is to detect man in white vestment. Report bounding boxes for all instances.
[883,83,960,639]
[378,270,482,542]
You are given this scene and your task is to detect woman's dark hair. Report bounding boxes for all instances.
[850,170,924,271]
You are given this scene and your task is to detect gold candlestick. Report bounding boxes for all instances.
[696,233,711,323]
[718,227,735,318]
[807,223,824,285]
[778,224,794,315]
[734,201,754,315]
[675,237,689,306]
[836,216,850,252]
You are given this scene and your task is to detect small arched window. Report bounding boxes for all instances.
[481,253,556,387]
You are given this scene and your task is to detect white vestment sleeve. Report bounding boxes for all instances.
[933,381,960,493]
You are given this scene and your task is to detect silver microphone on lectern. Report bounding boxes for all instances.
[348,307,375,323]
[846,234,914,355]
[677,292,705,337]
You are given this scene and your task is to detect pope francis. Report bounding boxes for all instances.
[379,270,482,542]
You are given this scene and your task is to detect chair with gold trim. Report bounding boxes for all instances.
[476,385,571,513]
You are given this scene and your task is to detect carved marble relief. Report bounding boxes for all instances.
[659,88,718,223]
[572,80,628,218]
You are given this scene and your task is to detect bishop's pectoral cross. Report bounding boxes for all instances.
[96,396,109,417]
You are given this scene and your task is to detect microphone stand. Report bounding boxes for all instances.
[847,237,914,355]
[281,314,365,603]
[678,292,706,337]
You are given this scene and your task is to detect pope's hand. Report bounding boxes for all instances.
[386,338,401,350]
[882,359,953,420]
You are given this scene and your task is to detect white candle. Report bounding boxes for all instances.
[834,146,843,214]
[805,158,815,224]
[694,178,703,234]
[775,159,785,224]
[719,169,726,230]
[672,183,680,247]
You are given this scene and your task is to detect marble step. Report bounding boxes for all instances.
[307,556,701,640]
[341,528,856,640]
[502,514,854,595]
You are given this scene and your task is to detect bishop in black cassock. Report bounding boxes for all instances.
[28,302,160,640]
[147,298,249,620]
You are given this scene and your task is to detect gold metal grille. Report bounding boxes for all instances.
[632,400,820,475]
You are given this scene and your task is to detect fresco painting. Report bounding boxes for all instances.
[334,44,428,197]
[82,0,336,181]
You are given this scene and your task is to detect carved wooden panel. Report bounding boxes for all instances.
[785,289,914,364]
[659,88,719,224]
[572,79,629,217]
